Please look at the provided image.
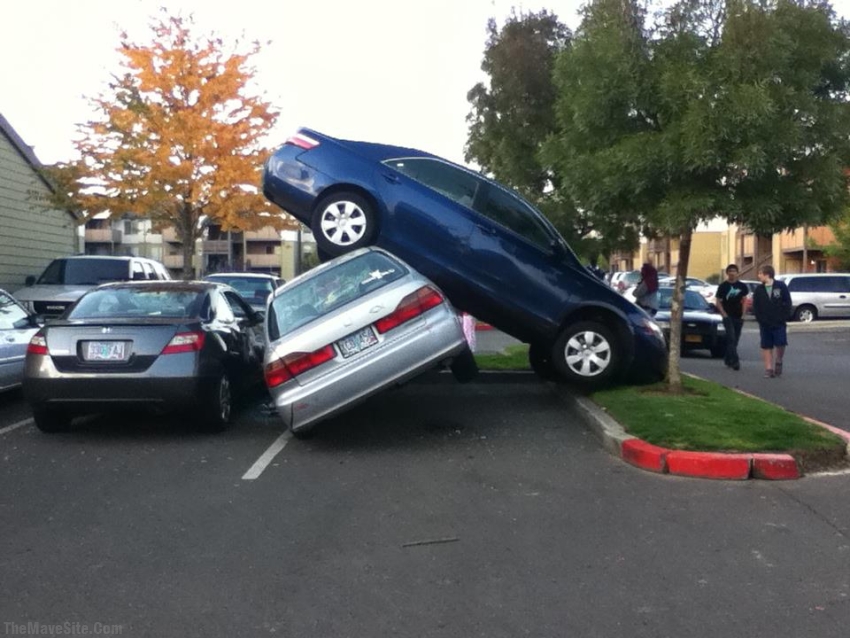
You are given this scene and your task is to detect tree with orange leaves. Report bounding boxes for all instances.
[46,10,293,278]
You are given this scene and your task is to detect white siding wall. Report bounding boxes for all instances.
[0,131,76,292]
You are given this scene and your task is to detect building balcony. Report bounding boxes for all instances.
[245,227,281,241]
[243,253,282,269]
[777,226,835,253]
[202,240,230,255]
[163,254,184,269]
[85,228,122,244]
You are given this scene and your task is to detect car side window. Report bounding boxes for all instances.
[223,291,252,319]
[0,292,28,330]
[823,276,849,293]
[211,291,235,323]
[384,158,480,208]
[475,186,551,249]
[131,261,146,281]
[141,262,156,280]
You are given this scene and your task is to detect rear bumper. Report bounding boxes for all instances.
[269,312,467,432]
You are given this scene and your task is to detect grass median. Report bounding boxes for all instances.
[475,345,846,462]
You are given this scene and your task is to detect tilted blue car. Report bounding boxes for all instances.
[263,128,667,387]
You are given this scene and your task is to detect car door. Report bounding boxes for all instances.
[376,158,478,301]
[0,291,37,390]
[221,290,265,377]
[462,182,579,342]
[820,275,850,317]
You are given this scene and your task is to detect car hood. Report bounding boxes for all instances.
[12,285,93,303]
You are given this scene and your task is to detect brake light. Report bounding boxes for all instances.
[27,334,48,356]
[161,331,205,355]
[264,344,336,388]
[374,286,445,334]
[285,132,320,150]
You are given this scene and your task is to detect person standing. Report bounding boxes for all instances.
[752,264,792,378]
[714,264,750,370]
[634,261,659,316]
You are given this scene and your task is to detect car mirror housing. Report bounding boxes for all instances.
[25,275,36,287]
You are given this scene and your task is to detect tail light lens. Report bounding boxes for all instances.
[265,345,336,388]
[375,286,444,334]
[161,331,205,355]
[285,132,320,150]
[27,334,48,356]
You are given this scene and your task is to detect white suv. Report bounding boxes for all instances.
[14,256,171,320]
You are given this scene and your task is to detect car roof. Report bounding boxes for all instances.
[96,281,219,292]
[778,272,849,278]
[205,272,279,279]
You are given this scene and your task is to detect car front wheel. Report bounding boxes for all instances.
[551,321,620,388]
[311,191,377,258]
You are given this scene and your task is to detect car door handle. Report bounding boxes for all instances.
[476,224,497,236]
[382,172,400,184]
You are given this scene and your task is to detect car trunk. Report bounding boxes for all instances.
[45,319,188,374]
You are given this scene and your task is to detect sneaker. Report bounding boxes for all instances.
[732,362,740,371]
[764,370,775,378]
[774,361,783,377]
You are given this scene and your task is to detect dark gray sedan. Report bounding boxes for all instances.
[23,281,265,432]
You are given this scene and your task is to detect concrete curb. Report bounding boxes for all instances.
[553,382,850,481]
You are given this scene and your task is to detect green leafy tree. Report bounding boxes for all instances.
[821,212,850,269]
[544,0,850,389]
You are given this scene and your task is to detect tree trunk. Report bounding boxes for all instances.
[667,227,693,391]
[178,207,196,280]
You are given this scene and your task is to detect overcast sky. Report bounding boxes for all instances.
[2,0,850,168]
[0,0,586,166]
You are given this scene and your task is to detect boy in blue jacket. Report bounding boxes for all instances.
[752,265,792,378]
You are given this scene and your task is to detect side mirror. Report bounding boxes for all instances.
[253,310,265,325]
[25,275,36,287]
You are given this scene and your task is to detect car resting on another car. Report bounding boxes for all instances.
[262,128,667,388]
[23,281,265,433]
[263,248,477,437]
[653,287,727,358]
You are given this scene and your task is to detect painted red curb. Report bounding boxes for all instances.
[752,454,800,480]
[666,451,752,480]
[621,439,668,473]
[802,418,850,444]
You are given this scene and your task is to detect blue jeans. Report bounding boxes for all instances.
[723,316,743,366]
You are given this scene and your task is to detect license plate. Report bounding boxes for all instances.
[684,334,703,344]
[84,341,128,361]
[337,327,378,358]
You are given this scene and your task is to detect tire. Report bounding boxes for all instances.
[528,342,562,382]
[311,191,377,258]
[551,321,620,388]
[33,408,72,433]
[793,305,817,323]
[450,347,479,383]
[198,372,232,433]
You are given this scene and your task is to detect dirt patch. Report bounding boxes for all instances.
[794,445,850,474]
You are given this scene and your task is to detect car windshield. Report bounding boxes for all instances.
[37,259,131,286]
[268,252,407,340]
[68,288,205,319]
[206,276,276,305]
[0,292,29,329]
[658,288,711,311]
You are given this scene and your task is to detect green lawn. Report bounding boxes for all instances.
[474,344,530,370]
[592,375,844,453]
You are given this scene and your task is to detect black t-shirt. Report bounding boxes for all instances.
[716,280,750,318]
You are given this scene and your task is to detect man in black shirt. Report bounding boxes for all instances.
[714,264,750,370]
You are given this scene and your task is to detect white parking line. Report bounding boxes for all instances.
[0,418,34,436]
[242,431,292,480]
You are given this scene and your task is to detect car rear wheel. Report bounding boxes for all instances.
[551,321,620,387]
[33,408,72,433]
[450,347,479,383]
[528,342,561,382]
[198,372,232,432]
[311,192,377,258]
[794,305,817,323]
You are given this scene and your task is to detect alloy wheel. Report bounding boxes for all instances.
[320,201,368,247]
[563,330,612,378]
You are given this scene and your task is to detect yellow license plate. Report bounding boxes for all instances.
[684,334,702,343]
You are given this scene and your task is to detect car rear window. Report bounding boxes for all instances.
[68,288,205,319]
[268,252,407,340]
[38,259,131,286]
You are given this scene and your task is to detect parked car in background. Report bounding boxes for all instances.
[23,281,264,433]
[14,256,171,321]
[204,273,285,312]
[659,276,717,302]
[262,128,667,388]
[264,248,476,437]
[611,270,641,293]
[653,287,726,357]
[776,273,850,322]
[0,289,40,392]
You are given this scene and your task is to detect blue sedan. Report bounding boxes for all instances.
[263,128,667,387]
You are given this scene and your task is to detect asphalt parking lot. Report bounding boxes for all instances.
[2,372,850,637]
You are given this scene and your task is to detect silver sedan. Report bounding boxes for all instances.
[264,248,475,436]
[0,289,40,392]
